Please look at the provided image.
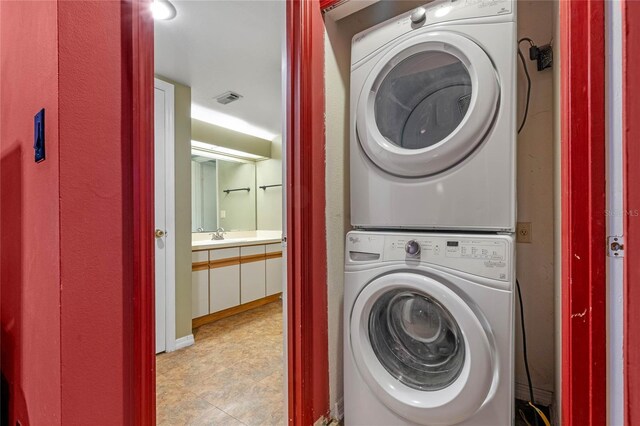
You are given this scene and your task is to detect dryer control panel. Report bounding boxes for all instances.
[346,231,513,282]
[351,0,515,67]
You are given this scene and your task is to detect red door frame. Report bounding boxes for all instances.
[128,0,330,424]
[623,1,640,424]
[286,0,329,424]
[560,1,607,425]
[126,0,156,424]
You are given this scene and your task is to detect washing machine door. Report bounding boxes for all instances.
[356,31,499,178]
[350,272,495,426]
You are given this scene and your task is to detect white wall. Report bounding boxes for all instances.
[515,0,556,401]
[324,0,558,417]
[257,136,283,231]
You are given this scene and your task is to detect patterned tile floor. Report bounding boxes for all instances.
[156,300,284,426]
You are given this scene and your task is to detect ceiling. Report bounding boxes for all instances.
[154,1,284,139]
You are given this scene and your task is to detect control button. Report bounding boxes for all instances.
[405,240,421,257]
[410,7,426,24]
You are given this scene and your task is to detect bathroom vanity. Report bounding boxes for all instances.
[191,231,283,327]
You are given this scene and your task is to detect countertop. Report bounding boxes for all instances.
[192,231,282,251]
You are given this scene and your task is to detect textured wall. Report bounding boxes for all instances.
[57,2,132,422]
[0,1,62,424]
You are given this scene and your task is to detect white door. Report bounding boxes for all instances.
[349,272,494,425]
[154,79,176,354]
[356,31,499,177]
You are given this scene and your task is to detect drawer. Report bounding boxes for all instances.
[192,250,209,263]
[240,245,265,257]
[265,243,282,254]
[210,247,240,261]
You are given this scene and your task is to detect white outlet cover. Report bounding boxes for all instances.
[220,210,226,219]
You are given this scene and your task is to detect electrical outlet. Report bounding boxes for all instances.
[517,222,532,243]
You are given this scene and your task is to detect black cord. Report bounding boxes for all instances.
[516,278,539,426]
[517,38,533,134]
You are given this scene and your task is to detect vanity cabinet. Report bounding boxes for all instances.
[209,247,240,313]
[191,251,210,319]
[240,245,266,304]
[265,243,283,296]
[191,241,283,326]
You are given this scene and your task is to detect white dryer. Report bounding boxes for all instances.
[344,231,514,425]
[350,0,516,231]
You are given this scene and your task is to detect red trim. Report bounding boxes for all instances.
[319,0,342,12]
[623,1,640,424]
[560,1,607,425]
[286,1,329,424]
[128,0,156,424]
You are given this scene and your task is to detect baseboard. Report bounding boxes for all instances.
[174,334,194,351]
[515,382,554,407]
[332,397,344,421]
[192,293,282,328]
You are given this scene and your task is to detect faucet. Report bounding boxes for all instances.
[197,227,204,232]
[211,227,225,240]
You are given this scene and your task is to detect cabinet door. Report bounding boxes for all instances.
[210,264,240,313]
[240,245,266,304]
[191,269,209,319]
[192,250,209,319]
[265,243,283,296]
[209,247,241,313]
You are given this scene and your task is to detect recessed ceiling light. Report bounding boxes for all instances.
[151,0,177,21]
[191,104,278,141]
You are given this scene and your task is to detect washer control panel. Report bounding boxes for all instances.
[346,231,513,282]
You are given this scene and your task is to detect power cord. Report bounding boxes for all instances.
[517,38,533,134]
[516,279,551,426]
[517,37,553,134]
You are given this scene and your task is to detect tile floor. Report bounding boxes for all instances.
[156,300,284,426]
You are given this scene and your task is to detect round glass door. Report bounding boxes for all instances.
[369,289,465,391]
[356,31,499,177]
[349,273,494,425]
[374,51,472,151]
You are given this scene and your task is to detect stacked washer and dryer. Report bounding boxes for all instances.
[344,1,517,425]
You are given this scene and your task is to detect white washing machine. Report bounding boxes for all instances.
[344,231,514,425]
[350,0,516,231]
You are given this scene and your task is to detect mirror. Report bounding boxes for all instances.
[191,156,257,232]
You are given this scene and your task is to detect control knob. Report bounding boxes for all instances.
[405,240,421,258]
[410,7,427,24]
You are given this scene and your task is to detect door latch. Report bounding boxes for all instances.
[608,236,624,257]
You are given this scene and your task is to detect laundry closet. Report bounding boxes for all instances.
[323,0,558,424]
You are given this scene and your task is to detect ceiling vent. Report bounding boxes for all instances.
[215,91,243,105]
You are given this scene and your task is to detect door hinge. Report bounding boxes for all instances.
[608,236,624,258]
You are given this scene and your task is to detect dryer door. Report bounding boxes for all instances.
[350,272,494,425]
[356,31,499,178]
